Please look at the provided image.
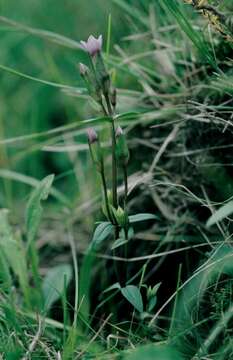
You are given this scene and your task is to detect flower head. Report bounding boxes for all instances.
[80,35,103,57]
[87,128,98,144]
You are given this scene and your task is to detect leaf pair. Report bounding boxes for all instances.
[91,213,156,249]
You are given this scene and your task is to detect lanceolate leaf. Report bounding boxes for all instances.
[129,213,156,223]
[206,201,233,227]
[79,222,113,323]
[25,174,54,246]
[91,222,113,248]
[115,111,140,122]
[0,209,28,296]
[111,238,129,250]
[125,344,183,360]
[103,282,121,293]
[42,264,72,311]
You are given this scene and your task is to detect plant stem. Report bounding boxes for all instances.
[100,165,112,222]
[105,93,118,216]
[29,242,43,308]
[68,230,79,328]
[123,165,128,210]
[111,120,118,210]
[169,263,182,338]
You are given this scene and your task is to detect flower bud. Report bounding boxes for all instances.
[111,206,129,228]
[115,126,130,166]
[87,128,103,171]
[79,63,89,77]
[87,128,98,143]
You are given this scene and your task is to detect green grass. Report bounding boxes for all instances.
[0,0,233,359]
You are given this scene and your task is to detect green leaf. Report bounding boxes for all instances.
[103,282,121,293]
[42,264,72,311]
[129,213,156,223]
[25,174,54,246]
[171,244,233,338]
[82,116,111,125]
[91,222,113,248]
[112,0,148,27]
[125,344,183,360]
[115,112,140,122]
[206,201,233,227]
[148,297,157,312]
[111,238,129,250]
[160,0,216,69]
[0,245,12,291]
[0,209,29,297]
[0,16,81,50]
[121,285,143,313]
[79,222,113,324]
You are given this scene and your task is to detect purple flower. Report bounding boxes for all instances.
[80,35,103,57]
[87,128,98,144]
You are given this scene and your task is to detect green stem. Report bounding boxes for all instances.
[68,230,79,328]
[123,165,128,210]
[105,94,118,209]
[100,165,112,222]
[169,264,182,338]
[111,119,118,210]
[105,93,118,227]
[29,242,43,308]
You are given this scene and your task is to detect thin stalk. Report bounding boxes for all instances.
[29,242,43,308]
[105,93,118,240]
[169,263,182,338]
[111,119,118,210]
[123,165,128,210]
[100,164,112,222]
[99,99,108,116]
[68,230,79,328]
[62,274,68,344]
[105,94,118,209]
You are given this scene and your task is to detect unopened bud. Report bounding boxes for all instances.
[79,63,89,77]
[87,128,98,144]
[111,206,129,228]
[115,126,129,166]
[87,128,103,171]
